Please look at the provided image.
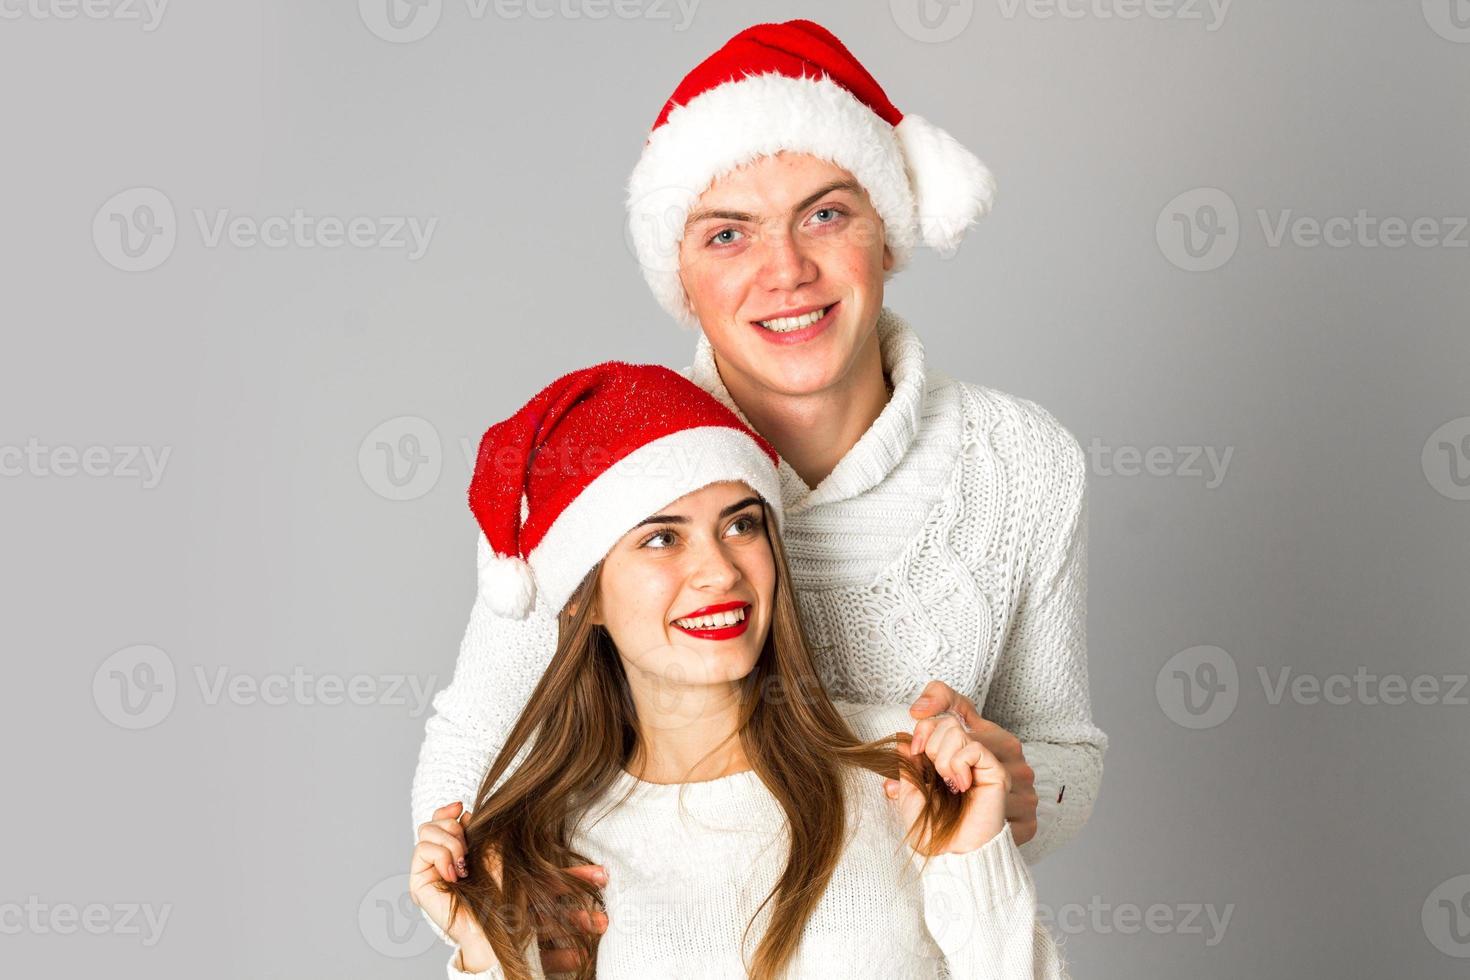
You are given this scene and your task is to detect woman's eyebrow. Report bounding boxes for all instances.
[684,180,862,229]
[633,496,763,529]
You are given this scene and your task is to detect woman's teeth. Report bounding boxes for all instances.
[757,306,829,333]
[674,606,747,629]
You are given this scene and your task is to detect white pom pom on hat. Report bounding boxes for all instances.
[476,538,540,620]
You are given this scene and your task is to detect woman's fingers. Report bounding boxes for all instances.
[418,823,469,878]
[928,723,972,791]
[538,941,589,973]
[561,863,610,888]
[411,839,458,891]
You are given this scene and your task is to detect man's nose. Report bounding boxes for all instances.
[756,228,817,292]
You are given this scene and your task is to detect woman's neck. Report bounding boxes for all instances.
[624,678,750,784]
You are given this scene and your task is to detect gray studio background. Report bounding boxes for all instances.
[3,2,1468,977]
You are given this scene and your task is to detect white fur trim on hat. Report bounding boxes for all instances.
[894,113,997,255]
[525,425,784,619]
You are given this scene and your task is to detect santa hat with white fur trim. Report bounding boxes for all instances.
[625,18,997,329]
[468,361,784,620]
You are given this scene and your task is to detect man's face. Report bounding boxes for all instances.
[676,152,894,398]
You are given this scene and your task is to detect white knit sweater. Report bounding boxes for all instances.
[446,702,1070,979]
[413,307,1107,862]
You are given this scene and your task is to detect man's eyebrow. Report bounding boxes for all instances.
[632,496,764,529]
[684,180,863,229]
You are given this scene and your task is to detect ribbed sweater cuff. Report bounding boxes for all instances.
[919,822,1029,912]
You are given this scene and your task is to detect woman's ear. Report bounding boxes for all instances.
[565,593,604,625]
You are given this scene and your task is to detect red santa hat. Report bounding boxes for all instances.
[468,361,784,620]
[625,18,997,328]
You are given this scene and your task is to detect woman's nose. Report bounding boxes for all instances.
[690,542,742,590]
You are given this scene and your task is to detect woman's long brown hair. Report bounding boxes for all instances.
[438,502,970,979]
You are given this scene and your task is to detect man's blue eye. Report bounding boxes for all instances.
[709,228,741,246]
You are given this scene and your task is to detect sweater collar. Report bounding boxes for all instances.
[688,306,927,513]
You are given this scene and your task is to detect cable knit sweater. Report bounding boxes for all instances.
[413,308,1106,860]
[446,702,1070,980]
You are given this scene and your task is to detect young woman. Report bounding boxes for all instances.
[409,362,1067,978]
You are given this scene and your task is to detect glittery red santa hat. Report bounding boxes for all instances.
[468,361,783,620]
[625,18,997,328]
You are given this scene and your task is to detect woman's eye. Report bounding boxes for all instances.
[641,529,677,549]
[726,514,762,537]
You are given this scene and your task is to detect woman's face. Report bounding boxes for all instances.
[677,151,894,399]
[590,480,775,691]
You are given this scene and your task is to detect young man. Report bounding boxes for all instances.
[412,18,1106,966]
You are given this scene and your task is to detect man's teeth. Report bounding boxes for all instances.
[674,607,747,629]
[757,306,829,332]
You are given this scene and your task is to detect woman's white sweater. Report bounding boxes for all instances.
[447,702,1070,979]
[413,307,1107,865]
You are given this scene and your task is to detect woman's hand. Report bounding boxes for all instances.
[410,802,493,948]
[409,801,611,973]
[884,713,1012,854]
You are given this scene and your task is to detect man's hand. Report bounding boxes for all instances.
[907,681,1040,846]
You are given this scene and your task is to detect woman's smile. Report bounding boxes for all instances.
[670,600,751,640]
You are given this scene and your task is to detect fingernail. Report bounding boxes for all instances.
[594,868,609,885]
[913,697,933,709]
[944,778,958,794]
[455,858,468,878]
